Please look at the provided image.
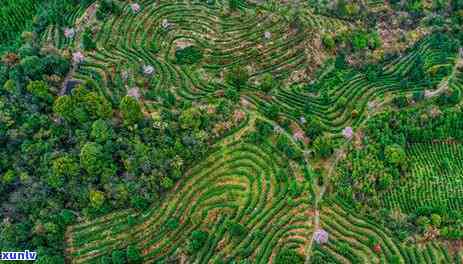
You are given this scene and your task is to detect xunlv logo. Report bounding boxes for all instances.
[0,250,37,261]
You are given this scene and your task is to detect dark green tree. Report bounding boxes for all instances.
[82,28,96,50]
[226,65,249,90]
[126,245,142,263]
[188,230,209,251]
[111,250,126,264]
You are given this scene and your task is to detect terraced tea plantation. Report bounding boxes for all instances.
[73,1,351,107]
[383,142,463,214]
[67,136,314,263]
[1,0,463,263]
[313,200,455,263]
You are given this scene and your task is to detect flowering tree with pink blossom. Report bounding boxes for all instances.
[64,28,75,38]
[233,110,246,123]
[161,19,171,29]
[131,3,141,13]
[293,130,305,141]
[342,126,353,140]
[314,228,329,244]
[143,65,154,76]
[264,31,272,40]
[72,51,85,64]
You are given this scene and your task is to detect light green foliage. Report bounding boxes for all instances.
[2,169,17,184]
[322,34,335,50]
[179,107,202,130]
[51,155,79,178]
[53,95,74,121]
[3,79,17,94]
[48,155,80,188]
[384,144,406,167]
[260,73,275,93]
[91,119,113,143]
[431,214,442,227]
[120,95,143,126]
[26,80,53,103]
[89,189,105,209]
[53,85,112,123]
[80,142,105,176]
[160,176,174,190]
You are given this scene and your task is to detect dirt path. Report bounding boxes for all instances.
[424,52,462,98]
[303,146,342,264]
[59,2,98,96]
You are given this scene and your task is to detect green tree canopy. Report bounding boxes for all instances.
[80,142,105,176]
[120,95,143,126]
[26,80,53,103]
[179,107,202,130]
[91,119,113,143]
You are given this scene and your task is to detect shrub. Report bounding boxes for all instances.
[52,155,79,179]
[384,144,406,167]
[120,96,143,126]
[313,135,334,159]
[42,54,70,76]
[225,65,249,90]
[189,230,209,251]
[89,190,106,210]
[80,142,105,176]
[111,250,126,264]
[126,245,142,263]
[260,73,275,93]
[430,214,442,227]
[393,95,409,108]
[226,220,247,238]
[82,28,96,50]
[91,119,113,143]
[166,218,179,230]
[322,34,335,50]
[2,170,17,185]
[97,0,121,20]
[21,56,44,79]
[26,80,53,103]
[229,0,243,11]
[53,95,74,121]
[175,46,203,64]
[179,107,202,130]
[352,32,368,51]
